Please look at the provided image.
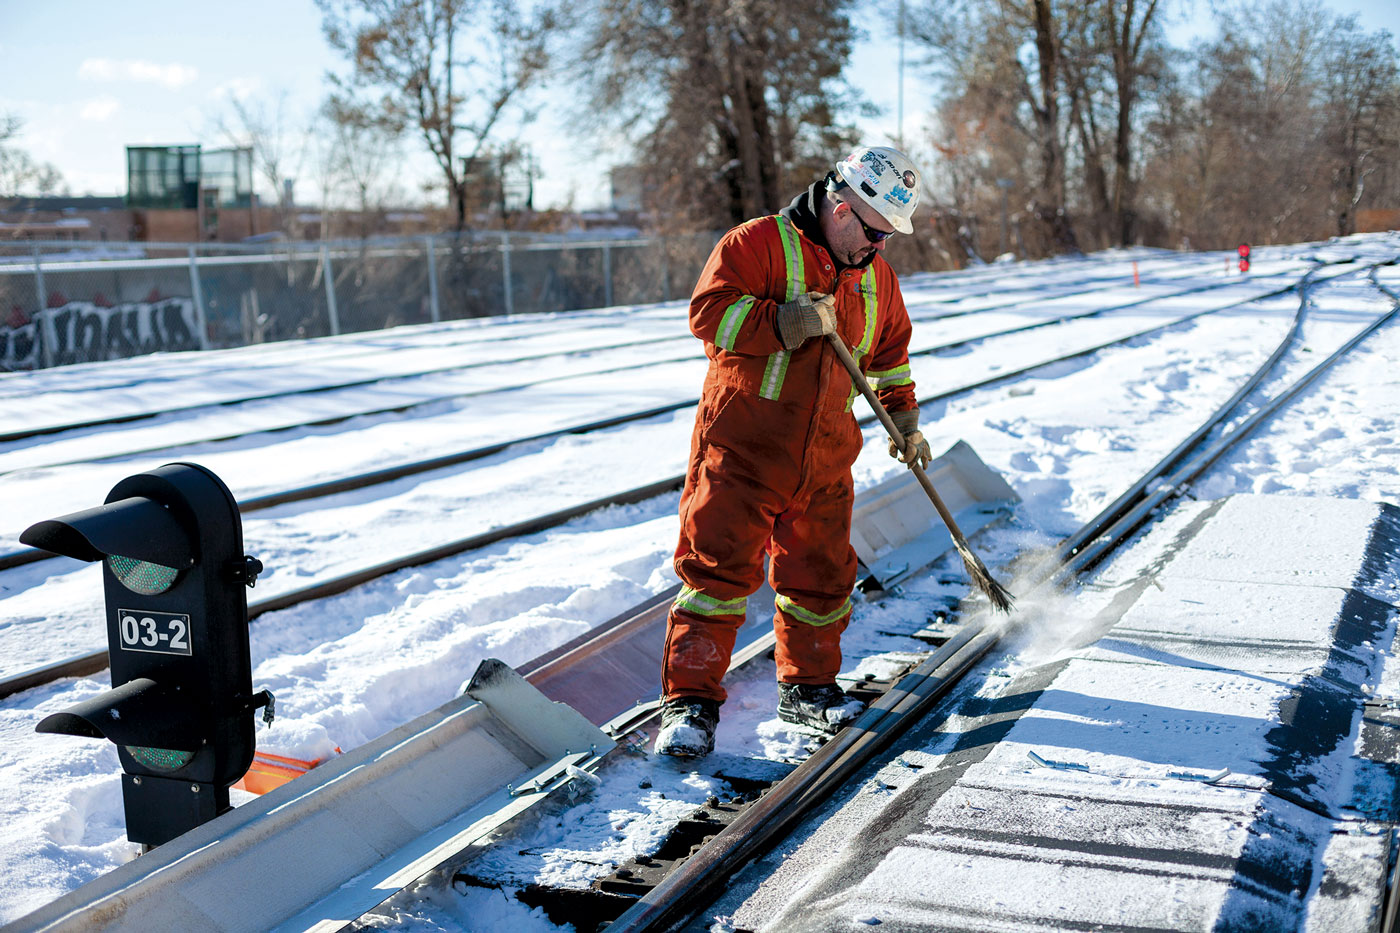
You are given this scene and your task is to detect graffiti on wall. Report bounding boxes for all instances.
[2,298,200,370]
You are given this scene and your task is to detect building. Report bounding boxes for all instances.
[0,145,269,243]
[125,144,262,241]
[0,196,130,241]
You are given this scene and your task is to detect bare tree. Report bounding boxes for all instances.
[216,91,307,230]
[322,92,406,235]
[1026,0,1080,252]
[316,0,558,231]
[1061,10,1115,246]
[579,0,864,229]
[1151,0,1400,247]
[914,0,1082,254]
[1054,0,1170,247]
[0,113,66,198]
[1319,17,1400,236]
[1208,0,1333,243]
[1103,0,1164,245]
[302,115,345,240]
[916,0,1400,256]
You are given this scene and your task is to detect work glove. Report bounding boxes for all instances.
[776,292,837,350]
[888,409,933,470]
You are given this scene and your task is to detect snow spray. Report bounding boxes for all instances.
[984,567,1092,668]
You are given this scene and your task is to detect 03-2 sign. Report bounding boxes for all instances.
[117,609,193,657]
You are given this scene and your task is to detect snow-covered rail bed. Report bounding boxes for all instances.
[1,238,1398,927]
[0,252,1295,504]
[0,259,1353,686]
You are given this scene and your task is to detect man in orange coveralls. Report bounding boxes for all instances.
[655,146,933,758]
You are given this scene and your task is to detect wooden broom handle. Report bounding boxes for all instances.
[825,333,965,536]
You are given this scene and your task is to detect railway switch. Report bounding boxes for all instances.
[21,462,270,848]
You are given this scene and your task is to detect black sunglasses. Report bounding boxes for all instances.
[849,206,893,243]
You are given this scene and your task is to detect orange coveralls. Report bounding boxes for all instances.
[662,195,918,704]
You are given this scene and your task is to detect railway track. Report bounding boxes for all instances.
[0,262,1302,520]
[0,257,1319,558]
[4,252,1396,933]
[0,248,1205,417]
[359,263,1400,933]
[0,260,1355,700]
[0,252,1298,455]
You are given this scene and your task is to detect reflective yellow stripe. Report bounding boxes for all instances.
[776,216,805,302]
[868,363,912,387]
[760,350,790,398]
[674,585,747,618]
[847,267,880,410]
[776,594,852,627]
[716,295,756,350]
[762,216,807,400]
[855,267,878,355]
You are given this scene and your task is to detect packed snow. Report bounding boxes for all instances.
[1,235,1398,927]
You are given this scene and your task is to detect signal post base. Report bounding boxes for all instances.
[122,772,229,848]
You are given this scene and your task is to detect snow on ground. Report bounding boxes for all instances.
[0,236,1398,926]
[1195,267,1400,502]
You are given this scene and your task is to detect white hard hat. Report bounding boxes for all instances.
[833,146,922,235]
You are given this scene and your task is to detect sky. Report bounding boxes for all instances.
[1,0,1399,209]
[0,237,1397,927]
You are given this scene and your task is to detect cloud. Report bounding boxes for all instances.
[79,96,121,122]
[78,58,198,89]
[211,76,265,102]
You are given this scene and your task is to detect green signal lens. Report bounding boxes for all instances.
[107,554,181,596]
[125,745,195,771]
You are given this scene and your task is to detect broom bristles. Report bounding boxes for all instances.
[954,541,1016,614]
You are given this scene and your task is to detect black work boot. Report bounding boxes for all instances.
[654,696,721,758]
[777,682,865,733]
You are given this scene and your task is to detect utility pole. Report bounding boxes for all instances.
[498,152,508,222]
[996,178,1013,258]
[897,0,906,150]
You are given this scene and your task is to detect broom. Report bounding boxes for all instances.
[828,333,1015,613]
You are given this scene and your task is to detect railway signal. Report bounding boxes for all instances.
[21,462,270,848]
[1238,243,1251,273]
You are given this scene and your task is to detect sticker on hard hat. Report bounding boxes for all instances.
[884,185,913,207]
[859,150,889,177]
[845,163,878,189]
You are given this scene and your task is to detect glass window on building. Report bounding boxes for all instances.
[125,145,252,209]
[201,148,254,208]
[126,146,201,209]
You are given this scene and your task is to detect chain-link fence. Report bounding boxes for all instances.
[0,231,720,371]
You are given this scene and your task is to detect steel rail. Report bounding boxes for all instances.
[161,257,1384,931]
[547,264,1400,933]
[604,623,1001,933]
[0,272,1052,440]
[0,332,695,444]
[0,476,685,700]
[7,258,1392,933]
[0,314,675,404]
[0,256,1294,447]
[0,264,1353,700]
[0,256,1310,582]
[0,275,1119,450]
[903,253,1226,318]
[0,251,1158,403]
[0,258,1278,484]
[1045,262,1323,573]
[0,393,694,571]
[1060,265,1397,579]
[899,248,1228,303]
